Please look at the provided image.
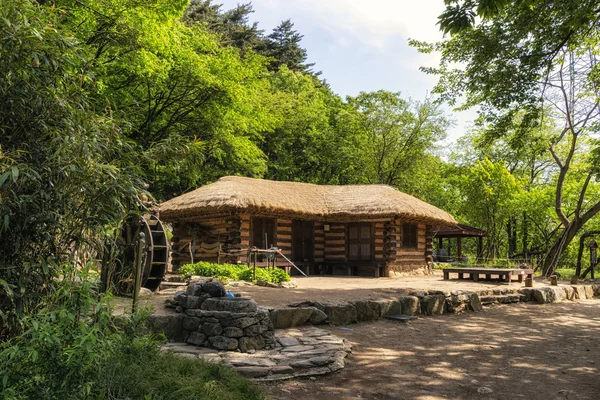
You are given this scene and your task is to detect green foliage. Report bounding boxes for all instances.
[263,19,316,74]
[179,262,248,281]
[0,0,147,337]
[0,267,264,400]
[180,261,291,284]
[345,91,449,188]
[416,0,600,273]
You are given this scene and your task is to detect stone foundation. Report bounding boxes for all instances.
[386,264,434,277]
[271,284,600,329]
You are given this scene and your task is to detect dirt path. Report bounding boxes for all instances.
[262,301,600,400]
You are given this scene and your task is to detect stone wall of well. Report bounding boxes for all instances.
[164,280,276,352]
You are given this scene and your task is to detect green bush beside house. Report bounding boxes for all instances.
[179,261,291,284]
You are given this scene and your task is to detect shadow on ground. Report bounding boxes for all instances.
[263,301,600,400]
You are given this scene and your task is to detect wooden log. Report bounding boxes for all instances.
[324,231,345,238]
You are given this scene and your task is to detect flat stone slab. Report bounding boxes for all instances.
[161,326,352,382]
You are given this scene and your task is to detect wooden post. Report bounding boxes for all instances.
[253,250,257,281]
[100,234,112,294]
[457,237,463,261]
[438,237,443,250]
[477,236,483,261]
[132,232,145,313]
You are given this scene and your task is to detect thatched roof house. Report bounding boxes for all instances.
[160,176,455,225]
[160,176,457,277]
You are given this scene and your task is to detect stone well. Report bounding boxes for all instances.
[167,281,276,353]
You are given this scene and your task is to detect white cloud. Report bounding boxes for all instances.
[247,0,446,47]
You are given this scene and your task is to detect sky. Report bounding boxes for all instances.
[218,0,478,143]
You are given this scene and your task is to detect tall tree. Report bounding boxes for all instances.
[183,0,264,53]
[53,0,277,199]
[346,91,449,189]
[415,0,600,275]
[263,19,316,74]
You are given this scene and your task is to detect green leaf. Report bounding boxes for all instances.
[0,171,10,187]
[11,166,19,183]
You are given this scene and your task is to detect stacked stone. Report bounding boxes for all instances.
[167,280,276,353]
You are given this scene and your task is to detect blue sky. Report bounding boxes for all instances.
[218,0,478,143]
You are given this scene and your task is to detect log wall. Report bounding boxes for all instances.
[387,219,431,275]
[314,222,325,263]
[170,216,228,270]
[324,222,346,262]
[169,212,436,277]
[275,218,292,259]
[374,222,385,262]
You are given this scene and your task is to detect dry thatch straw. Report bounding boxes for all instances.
[159,176,457,225]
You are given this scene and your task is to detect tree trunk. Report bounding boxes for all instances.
[508,216,517,257]
[541,220,581,276]
[522,211,528,255]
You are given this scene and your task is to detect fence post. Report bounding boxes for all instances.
[132,232,145,313]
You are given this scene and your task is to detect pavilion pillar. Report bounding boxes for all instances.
[477,236,483,261]
[438,237,443,250]
[457,237,463,261]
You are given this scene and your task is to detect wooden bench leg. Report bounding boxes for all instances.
[443,270,449,280]
[518,274,524,283]
[472,273,479,282]
[485,274,491,281]
[505,274,512,283]
[458,272,463,279]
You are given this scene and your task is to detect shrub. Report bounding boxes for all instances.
[180,261,291,284]
[0,267,264,400]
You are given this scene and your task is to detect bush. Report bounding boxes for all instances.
[0,267,264,400]
[180,261,291,284]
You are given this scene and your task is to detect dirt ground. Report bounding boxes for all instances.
[231,272,554,308]
[262,301,600,400]
[118,275,599,400]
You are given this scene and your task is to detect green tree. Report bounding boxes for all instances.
[263,19,317,74]
[345,91,449,189]
[414,0,600,274]
[183,0,265,54]
[0,0,146,337]
[53,0,277,199]
[459,158,523,259]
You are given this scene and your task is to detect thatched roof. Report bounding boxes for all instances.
[159,176,456,225]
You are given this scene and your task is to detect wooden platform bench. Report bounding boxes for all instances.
[442,267,534,283]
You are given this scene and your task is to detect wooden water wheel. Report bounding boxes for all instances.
[103,214,170,293]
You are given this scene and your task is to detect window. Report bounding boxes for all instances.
[402,223,418,248]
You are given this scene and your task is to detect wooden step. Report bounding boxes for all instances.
[163,273,185,283]
[159,281,187,291]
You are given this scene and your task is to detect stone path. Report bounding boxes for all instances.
[161,327,352,381]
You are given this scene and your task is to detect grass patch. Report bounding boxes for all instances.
[109,351,264,400]
[180,261,290,284]
[0,267,265,400]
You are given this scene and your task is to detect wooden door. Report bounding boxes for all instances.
[348,222,372,261]
[292,220,314,262]
[251,217,276,249]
